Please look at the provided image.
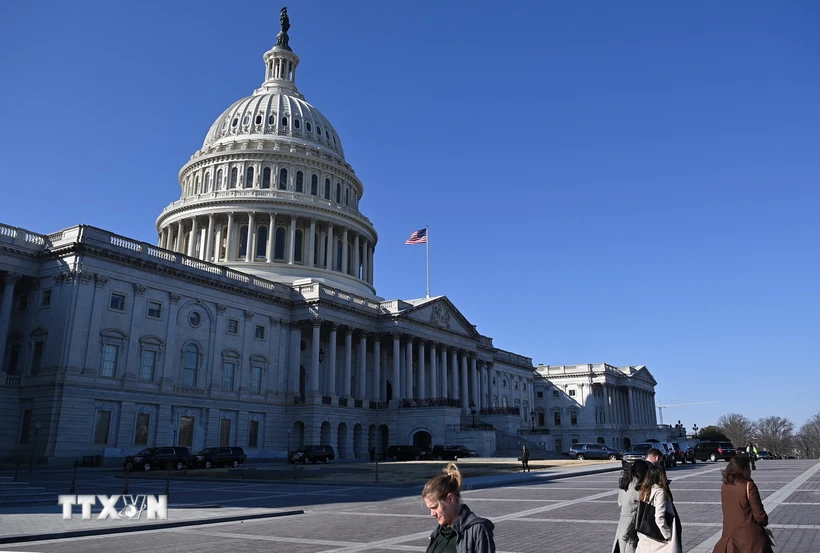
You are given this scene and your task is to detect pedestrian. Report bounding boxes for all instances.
[636,463,682,553]
[521,445,530,472]
[712,454,773,553]
[646,447,672,495]
[746,442,757,470]
[612,459,650,553]
[422,463,496,553]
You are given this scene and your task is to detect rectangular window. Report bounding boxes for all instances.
[248,420,259,448]
[147,301,162,319]
[222,361,235,391]
[6,344,21,375]
[20,409,32,444]
[569,389,576,397]
[536,391,544,399]
[18,295,28,311]
[571,412,578,425]
[93,410,112,444]
[40,290,52,308]
[101,344,118,377]
[552,390,559,398]
[219,419,231,447]
[134,413,150,446]
[31,341,44,375]
[254,325,265,340]
[553,412,561,426]
[110,293,126,311]
[250,366,262,394]
[140,350,157,382]
[226,318,239,335]
[538,412,545,426]
[178,416,194,447]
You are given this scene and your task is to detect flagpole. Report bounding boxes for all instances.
[425,225,430,298]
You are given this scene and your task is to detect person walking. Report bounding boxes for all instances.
[712,455,773,553]
[423,463,496,553]
[521,445,530,472]
[612,459,650,553]
[746,442,758,470]
[636,463,682,553]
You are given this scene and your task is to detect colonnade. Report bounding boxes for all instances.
[604,385,657,427]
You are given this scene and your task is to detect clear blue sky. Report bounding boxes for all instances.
[2,2,818,429]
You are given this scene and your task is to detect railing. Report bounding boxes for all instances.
[353,399,363,408]
[4,375,21,387]
[480,406,521,416]
[400,397,460,409]
[338,397,348,407]
[293,395,306,405]
[369,400,389,410]
[452,424,494,432]
[517,428,551,435]
[321,395,332,405]
[174,385,205,396]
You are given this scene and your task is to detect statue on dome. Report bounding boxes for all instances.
[276,7,292,50]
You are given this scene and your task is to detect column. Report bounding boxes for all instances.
[174,221,183,252]
[204,214,214,261]
[460,352,469,414]
[417,340,426,400]
[341,228,349,274]
[470,356,478,409]
[0,273,20,363]
[440,347,448,398]
[479,363,487,409]
[309,320,320,393]
[429,343,438,398]
[357,333,367,399]
[326,224,334,270]
[361,239,368,281]
[187,217,198,257]
[287,215,297,264]
[450,349,459,401]
[353,234,360,277]
[327,324,338,395]
[318,227,326,269]
[627,387,634,425]
[405,338,414,399]
[343,328,353,398]
[372,337,381,401]
[651,393,657,425]
[245,212,255,262]
[368,245,374,283]
[266,213,275,262]
[225,213,235,261]
[307,218,316,268]
[392,334,401,400]
[288,323,301,395]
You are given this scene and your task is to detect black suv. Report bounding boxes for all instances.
[124,447,191,471]
[621,443,654,468]
[671,442,695,464]
[693,441,737,462]
[568,443,623,461]
[387,445,429,461]
[288,445,335,464]
[189,447,247,469]
[430,445,464,460]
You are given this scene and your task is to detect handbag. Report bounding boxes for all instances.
[635,499,667,543]
[747,482,776,547]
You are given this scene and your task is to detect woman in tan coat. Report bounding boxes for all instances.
[712,454,773,553]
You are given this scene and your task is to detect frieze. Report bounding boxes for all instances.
[430,303,451,329]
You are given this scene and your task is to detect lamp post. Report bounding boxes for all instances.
[29,421,41,472]
[469,402,476,429]
[692,424,698,440]
[530,410,536,432]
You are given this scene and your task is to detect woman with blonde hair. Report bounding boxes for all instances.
[422,463,496,553]
[712,454,773,553]
[636,463,682,553]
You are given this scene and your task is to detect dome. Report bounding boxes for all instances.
[202,92,345,159]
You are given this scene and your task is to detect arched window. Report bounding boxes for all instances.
[216,169,223,190]
[268,114,275,125]
[194,176,200,194]
[317,125,322,137]
[274,227,286,260]
[502,396,508,408]
[306,121,312,132]
[310,174,318,196]
[335,183,341,203]
[281,116,288,127]
[294,119,300,129]
[238,225,248,258]
[182,343,199,387]
[344,187,348,206]
[324,178,330,199]
[295,171,304,193]
[229,167,238,189]
[278,168,288,190]
[256,226,267,258]
[255,114,262,125]
[294,230,303,263]
[242,115,249,126]
[205,172,211,192]
[262,167,271,189]
[335,239,342,271]
[245,166,254,189]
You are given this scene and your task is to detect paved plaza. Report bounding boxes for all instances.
[0,460,818,552]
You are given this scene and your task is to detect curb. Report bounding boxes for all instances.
[0,509,304,545]
[464,464,623,491]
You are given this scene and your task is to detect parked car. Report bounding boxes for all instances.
[659,442,678,467]
[124,447,191,472]
[386,445,429,461]
[189,447,247,469]
[671,442,695,464]
[568,443,623,461]
[621,443,654,468]
[430,445,463,460]
[454,445,479,457]
[693,441,737,462]
[756,449,774,460]
[288,445,335,464]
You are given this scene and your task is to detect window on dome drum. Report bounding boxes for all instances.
[232,118,238,127]
[344,188,348,206]
[325,131,330,140]
[245,167,254,188]
[294,230,303,263]
[335,240,343,271]
[332,135,336,145]
[262,167,271,189]
[205,172,211,192]
[314,233,320,265]
[310,174,318,195]
[274,227,286,260]
[306,121,312,132]
[255,114,262,125]
[256,227,267,258]
[229,167,238,189]
[295,171,303,193]
[182,344,199,386]
[238,226,248,258]
[268,114,275,125]
[294,119,300,129]
[335,183,341,203]
[278,168,287,190]
[242,115,249,126]
[217,169,223,190]
[281,116,288,127]
[195,176,200,194]
[317,125,322,137]
[324,179,330,199]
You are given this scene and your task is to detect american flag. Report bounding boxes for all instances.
[405,228,427,245]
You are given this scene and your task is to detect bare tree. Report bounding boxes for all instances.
[755,416,795,458]
[795,413,820,459]
[716,413,754,448]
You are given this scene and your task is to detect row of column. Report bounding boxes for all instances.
[0,272,21,368]
[159,213,375,285]
[605,385,656,427]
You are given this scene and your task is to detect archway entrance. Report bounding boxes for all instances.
[413,431,432,451]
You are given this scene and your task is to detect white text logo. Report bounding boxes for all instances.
[57,495,168,520]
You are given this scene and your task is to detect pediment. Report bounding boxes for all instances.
[401,298,477,337]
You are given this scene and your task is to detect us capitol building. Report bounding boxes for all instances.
[0,12,662,465]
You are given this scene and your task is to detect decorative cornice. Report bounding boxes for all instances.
[216,303,227,313]
[133,284,146,295]
[169,293,181,304]
[94,274,108,288]
[244,310,254,321]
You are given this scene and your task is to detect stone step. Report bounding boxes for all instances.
[0,490,51,501]
[0,481,34,488]
[0,495,56,507]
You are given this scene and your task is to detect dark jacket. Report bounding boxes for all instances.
[712,480,772,553]
[426,504,496,553]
